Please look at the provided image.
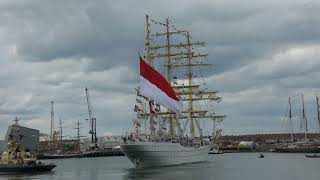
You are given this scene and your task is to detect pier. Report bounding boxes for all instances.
[37,149,124,160]
[219,133,320,153]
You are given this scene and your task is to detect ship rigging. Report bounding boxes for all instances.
[121,15,226,168]
[135,15,225,139]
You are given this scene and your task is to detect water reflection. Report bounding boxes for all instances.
[124,161,212,180]
[0,171,55,180]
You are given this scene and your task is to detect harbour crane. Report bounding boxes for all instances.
[85,88,97,146]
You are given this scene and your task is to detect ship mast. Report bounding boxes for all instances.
[145,15,153,65]
[74,120,85,152]
[145,15,156,137]
[142,15,226,138]
[164,18,176,138]
[186,32,195,137]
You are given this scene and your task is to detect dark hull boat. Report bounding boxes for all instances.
[305,154,320,158]
[39,153,80,159]
[0,163,56,172]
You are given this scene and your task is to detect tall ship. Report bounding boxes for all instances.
[121,15,225,168]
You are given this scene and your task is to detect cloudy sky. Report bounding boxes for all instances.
[1,0,320,139]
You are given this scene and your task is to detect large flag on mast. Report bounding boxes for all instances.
[139,57,183,113]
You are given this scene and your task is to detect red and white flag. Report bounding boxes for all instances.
[139,57,183,113]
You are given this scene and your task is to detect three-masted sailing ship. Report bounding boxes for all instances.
[120,15,225,168]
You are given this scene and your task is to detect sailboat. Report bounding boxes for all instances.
[276,94,320,153]
[120,15,225,168]
[305,96,320,158]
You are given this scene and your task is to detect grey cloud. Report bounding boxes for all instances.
[1,0,320,138]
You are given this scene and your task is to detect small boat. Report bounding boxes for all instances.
[259,154,264,158]
[305,154,320,158]
[209,148,224,154]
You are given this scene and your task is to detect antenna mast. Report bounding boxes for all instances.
[50,101,54,141]
[13,117,19,125]
[85,88,97,145]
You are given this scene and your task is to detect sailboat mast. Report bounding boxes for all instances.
[316,96,320,132]
[301,93,308,141]
[59,117,63,141]
[288,97,293,143]
[50,101,54,141]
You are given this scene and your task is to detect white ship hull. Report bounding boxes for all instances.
[120,142,210,168]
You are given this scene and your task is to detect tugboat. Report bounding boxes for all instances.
[0,120,56,172]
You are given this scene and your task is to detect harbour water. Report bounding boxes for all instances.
[1,153,320,180]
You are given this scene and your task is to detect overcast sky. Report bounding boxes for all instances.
[1,0,320,139]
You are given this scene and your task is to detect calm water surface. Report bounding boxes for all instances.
[1,153,320,180]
